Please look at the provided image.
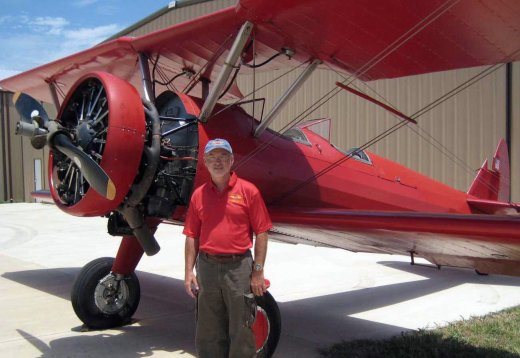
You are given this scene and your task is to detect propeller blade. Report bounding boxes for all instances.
[13,92,50,124]
[52,133,116,200]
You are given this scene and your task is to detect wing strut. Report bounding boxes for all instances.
[336,82,417,124]
[199,21,253,122]
[139,53,155,102]
[254,59,321,138]
[47,81,61,111]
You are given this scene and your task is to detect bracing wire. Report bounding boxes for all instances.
[269,59,513,205]
[235,0,463,171]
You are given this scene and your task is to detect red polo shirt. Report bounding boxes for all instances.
[183,172,272,254]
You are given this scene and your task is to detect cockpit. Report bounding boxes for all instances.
[282,118,372,165]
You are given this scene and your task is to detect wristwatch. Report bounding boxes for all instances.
[253,263,263,271]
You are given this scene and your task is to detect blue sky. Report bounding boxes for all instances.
[0,0,170,79]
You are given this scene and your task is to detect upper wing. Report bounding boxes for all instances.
[238,0,520,79]
[2,0,520,103]
[269,208,520,276]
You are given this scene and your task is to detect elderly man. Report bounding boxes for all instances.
[183,138,272,358]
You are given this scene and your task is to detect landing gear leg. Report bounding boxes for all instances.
[71,219,160,329]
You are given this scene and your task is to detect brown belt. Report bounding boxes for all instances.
[199,251,249,263]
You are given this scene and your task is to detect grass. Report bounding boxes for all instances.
[320,306,520,357]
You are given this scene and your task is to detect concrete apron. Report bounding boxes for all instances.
[1,203,520,357]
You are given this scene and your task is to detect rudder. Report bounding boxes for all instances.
[467,139,510,202]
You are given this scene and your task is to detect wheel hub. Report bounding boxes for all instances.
[254,306,271,351]
[94,273,129,314]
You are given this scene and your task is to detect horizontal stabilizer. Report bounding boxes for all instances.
[466,198,519,215]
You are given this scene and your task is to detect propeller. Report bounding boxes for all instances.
[13,92,116,200]
[53,133,116,200]
[13,92,50,125]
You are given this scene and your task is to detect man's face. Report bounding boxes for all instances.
[204,148,234,178]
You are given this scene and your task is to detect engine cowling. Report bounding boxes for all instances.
[49,72,146,216]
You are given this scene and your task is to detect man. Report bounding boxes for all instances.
[183,138,272,358]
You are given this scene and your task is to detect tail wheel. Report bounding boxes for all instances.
[71,257,140,329]
[50,71,146,217]
[254,291,281,357]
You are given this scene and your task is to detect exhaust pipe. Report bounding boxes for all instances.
[120,206,160,256]
[119,99,162,256]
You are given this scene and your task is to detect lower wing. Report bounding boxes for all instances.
[269,209,520,276]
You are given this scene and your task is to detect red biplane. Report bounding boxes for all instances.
[2,0,520,356]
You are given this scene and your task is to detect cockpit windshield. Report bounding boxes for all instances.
[282,128,311,145]
[333,145,372,165]
[282,118,371,165]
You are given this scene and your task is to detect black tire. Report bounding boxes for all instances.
[255,291,281,358]
[71,257,140,329]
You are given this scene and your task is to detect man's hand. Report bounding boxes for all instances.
[251,270,266,296]
[184,271,199,298]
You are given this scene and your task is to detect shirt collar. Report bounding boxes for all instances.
[209,171,237,192]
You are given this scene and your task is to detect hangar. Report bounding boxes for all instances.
[1,0,519,203]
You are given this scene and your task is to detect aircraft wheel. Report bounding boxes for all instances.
[254,291,281,358]
[71,257,140,329]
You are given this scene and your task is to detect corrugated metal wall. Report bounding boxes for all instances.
[127,0,237,37]
[0,91,52,203]
[1,0,517,202]
[513,63,520,202]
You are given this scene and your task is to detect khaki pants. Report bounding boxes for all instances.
[195,252,256,358]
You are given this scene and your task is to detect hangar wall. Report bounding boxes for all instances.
[0,91,52,203]
[513,63,520,202]
[125,0,237,36]
[1,0,517,202]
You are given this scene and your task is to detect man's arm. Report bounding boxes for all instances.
[184,236,199,298]
[251,231,268,296]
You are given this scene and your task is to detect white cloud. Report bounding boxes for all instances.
[0,16,121,77]
[73,0,101,7]
[65,24,120,44]
[60,24,121,54]
[30,16,70,35]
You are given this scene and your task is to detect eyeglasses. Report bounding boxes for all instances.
[205,154,231,163]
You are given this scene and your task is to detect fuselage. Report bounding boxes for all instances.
[178,93,473,218]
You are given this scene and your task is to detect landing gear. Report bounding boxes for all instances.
[71,256,282,356]
[71,257,140,329]
[254,291,282,358]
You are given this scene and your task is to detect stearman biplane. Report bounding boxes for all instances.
[2,0,520,356]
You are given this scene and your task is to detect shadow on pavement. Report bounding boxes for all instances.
[3,261,520,357]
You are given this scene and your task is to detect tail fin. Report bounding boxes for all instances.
[467,139,510,202]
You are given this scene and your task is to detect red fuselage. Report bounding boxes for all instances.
[179,94,472,218]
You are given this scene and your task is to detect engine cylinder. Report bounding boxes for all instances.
[49,72,146,217]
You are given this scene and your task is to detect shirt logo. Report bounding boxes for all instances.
[228,193,244,204]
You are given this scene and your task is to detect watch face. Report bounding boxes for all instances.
[254,263,263,271]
